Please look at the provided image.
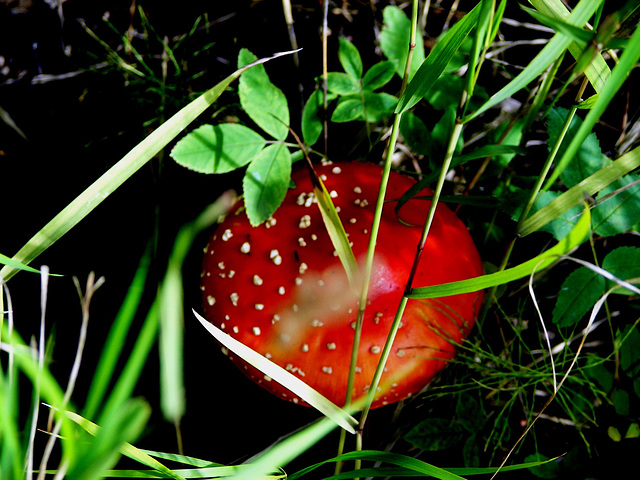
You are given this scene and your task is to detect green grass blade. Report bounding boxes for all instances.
[0,50,299,283]
[463,0,604,123]
[158,195,235,425]
[65,410,185,480]
[529,0,611,92]
[98,299,160,425]
[408,205,591,299]
[0,253,44,275]
[192,310,358,434]
[83,245,152,420]
[395,3,481,114]
[542,21,640,189]
[521,145,640,236]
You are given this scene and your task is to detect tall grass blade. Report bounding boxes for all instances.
[408,205,591,299]
[0,50,300,283]
[542,22,640,188]
[463,0,604,122]
[396,3,481,114]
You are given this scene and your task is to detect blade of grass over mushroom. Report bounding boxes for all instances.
[307,165,360,290]
[542,22,640,189]
[395,2,481,114]
[64,410,185,480]
[193,310,358,434]
[462,0,605,123]
[408,205,591,299]
[0,49,299,282]
[520,145,640,236]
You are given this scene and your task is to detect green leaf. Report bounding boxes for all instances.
[362,61,396,91]
[547,108,604,188]
[243,143,292,226]
[404,418,465,451]
[552,266,606,327]
[397,2,480,113]
[326,72,361,95]
[362,91,397,122]
[170,123,266,174]
[592,176,640,237]
[400,111,430,156]
[620,326,640,378]
[338,37,363,79]
[331,97,364,123]
[602,247,640,295]
[238,48,290,140]
[380,6,425,79]
[301,89,337,147]
[408,205,591,299]
[525,453,561,479]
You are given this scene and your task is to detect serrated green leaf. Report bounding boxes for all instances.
[408,205,591,299]
[529,190,583,240]
[362,91,397,122]
[326,72,360,95]
[238,48,290,140]
[331,97,363,123]
[519,144,640,237]
[602,246,640,295]
[243,143,292,226]
[552,266,606,327]
[301,89,337,147]
[404,418,465,451]
[548,108,604,188]
[592,176,640,237]
[380,6,425,79]
[170,123,266,174]
[338,37,363,79]
[400,111,430,156]
[397,3,480,113]
[362,61,396,90]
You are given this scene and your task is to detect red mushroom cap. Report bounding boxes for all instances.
[201,161,483,408]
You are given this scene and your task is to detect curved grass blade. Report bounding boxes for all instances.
[408,205,591,299]
[0,49,300,283]
[192,310,358,434]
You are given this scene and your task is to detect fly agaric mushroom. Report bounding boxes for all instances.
[201,161,483,408]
